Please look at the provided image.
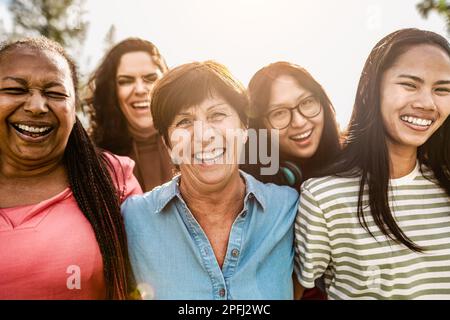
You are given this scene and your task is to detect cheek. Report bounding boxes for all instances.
[437,98,450,119]
[277,128,291,150]
[0,97,22,119]
[116,86,130,110]
[167,127,193,162]
[311,112,325,135]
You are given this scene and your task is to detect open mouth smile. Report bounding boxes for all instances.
[193,148,226,165]
[400,115,434,129]
[10,122,55,141]
[290,129,313,142]
[130,101,150,109]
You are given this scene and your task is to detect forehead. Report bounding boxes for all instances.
[179,95,234,114]
[117,51,159,74]
[269,74,311,105]
[388,44,450,77]
[0,47,73,86]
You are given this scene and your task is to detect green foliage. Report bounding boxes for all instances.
[417,0,450,34]
[8,0,88,49]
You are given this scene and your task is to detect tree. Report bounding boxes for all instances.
[0,19,6,42]
[103,24,117,52]
[8,0,88,50]
[417,0,450,34]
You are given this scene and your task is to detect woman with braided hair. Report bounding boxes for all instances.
[0,37,142,299]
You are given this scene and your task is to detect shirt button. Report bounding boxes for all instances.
[242,210,247,217]
[231,249,239,257]
[219,288,226,297]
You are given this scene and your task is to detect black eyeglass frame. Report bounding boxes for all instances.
[264,95,322,130]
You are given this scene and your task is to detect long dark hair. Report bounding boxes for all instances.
[333,28,450,252]
[242,61,341,186]
[87,38,168,155]
[0,37,133,299]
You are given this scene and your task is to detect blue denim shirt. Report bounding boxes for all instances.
[122,170,299,300]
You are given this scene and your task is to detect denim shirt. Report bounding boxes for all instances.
[122,170,299,300]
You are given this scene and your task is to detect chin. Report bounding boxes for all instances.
[291,147,318,160]
[398,133,431,148]
[195,165,234,185]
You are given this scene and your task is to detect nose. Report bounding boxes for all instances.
[24,91,49,115]
[289,109,308,128]
[134,79,150,96]
[193,119,216,147]
[413,89,437,111]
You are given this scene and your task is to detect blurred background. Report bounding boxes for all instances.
[0,0,449,129]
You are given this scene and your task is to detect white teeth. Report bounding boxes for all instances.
[194,149,225,162]
[400,116,432,127]
[16,124,52,133]
[131,101,150,108]
[291,130,313,140]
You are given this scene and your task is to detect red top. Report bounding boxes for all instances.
[0,154,142,300]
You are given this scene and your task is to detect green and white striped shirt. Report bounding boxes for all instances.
[294,162,450,300]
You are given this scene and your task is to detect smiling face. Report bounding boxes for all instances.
[0,47,76,166]
[167,95,247,190]
[380,44,450,154]
[265,74,324,159]
[116,51,162,135]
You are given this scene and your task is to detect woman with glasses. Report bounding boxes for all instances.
[242,62,341,191]
[241,62,341,299]
[86,38,174,191]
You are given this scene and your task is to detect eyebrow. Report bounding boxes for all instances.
[43,81,66,89]
[397,74,424,83]
[207,102,227,111]
[435,80,450,85]
[117,72,159,79]
[397,74,450,85]
[176,102,227,117]
[1,77,65,90]
[1,76,27,85]
[269,93,313,109]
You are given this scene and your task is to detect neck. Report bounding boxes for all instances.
[0,155,65,180]
[179,170,246,225]
[387,141,417,179]
[128,124,157,142]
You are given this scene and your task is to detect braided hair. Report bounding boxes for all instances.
[0,37,133,299]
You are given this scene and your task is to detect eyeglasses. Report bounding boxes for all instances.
[265,96,322,130]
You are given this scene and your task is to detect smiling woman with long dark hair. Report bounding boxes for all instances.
[87,38,174,191]
[294,28,450,299]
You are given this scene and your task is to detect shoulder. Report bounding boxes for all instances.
[244,170,298,197]
[101,151,143,200]
[121,178,176,219]
[299,174,361,210]
[242,171,299,219]
[301,174,360,195]
[102,151,136,174]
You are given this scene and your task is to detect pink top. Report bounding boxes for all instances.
[0,154,142,300]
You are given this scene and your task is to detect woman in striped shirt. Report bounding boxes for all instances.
[295,28,450,299]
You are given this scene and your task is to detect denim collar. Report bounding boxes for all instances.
[155,170,266,214]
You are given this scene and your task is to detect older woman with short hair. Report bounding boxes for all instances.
[122,61,299,300]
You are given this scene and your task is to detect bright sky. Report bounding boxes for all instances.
[0,0,447,128]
